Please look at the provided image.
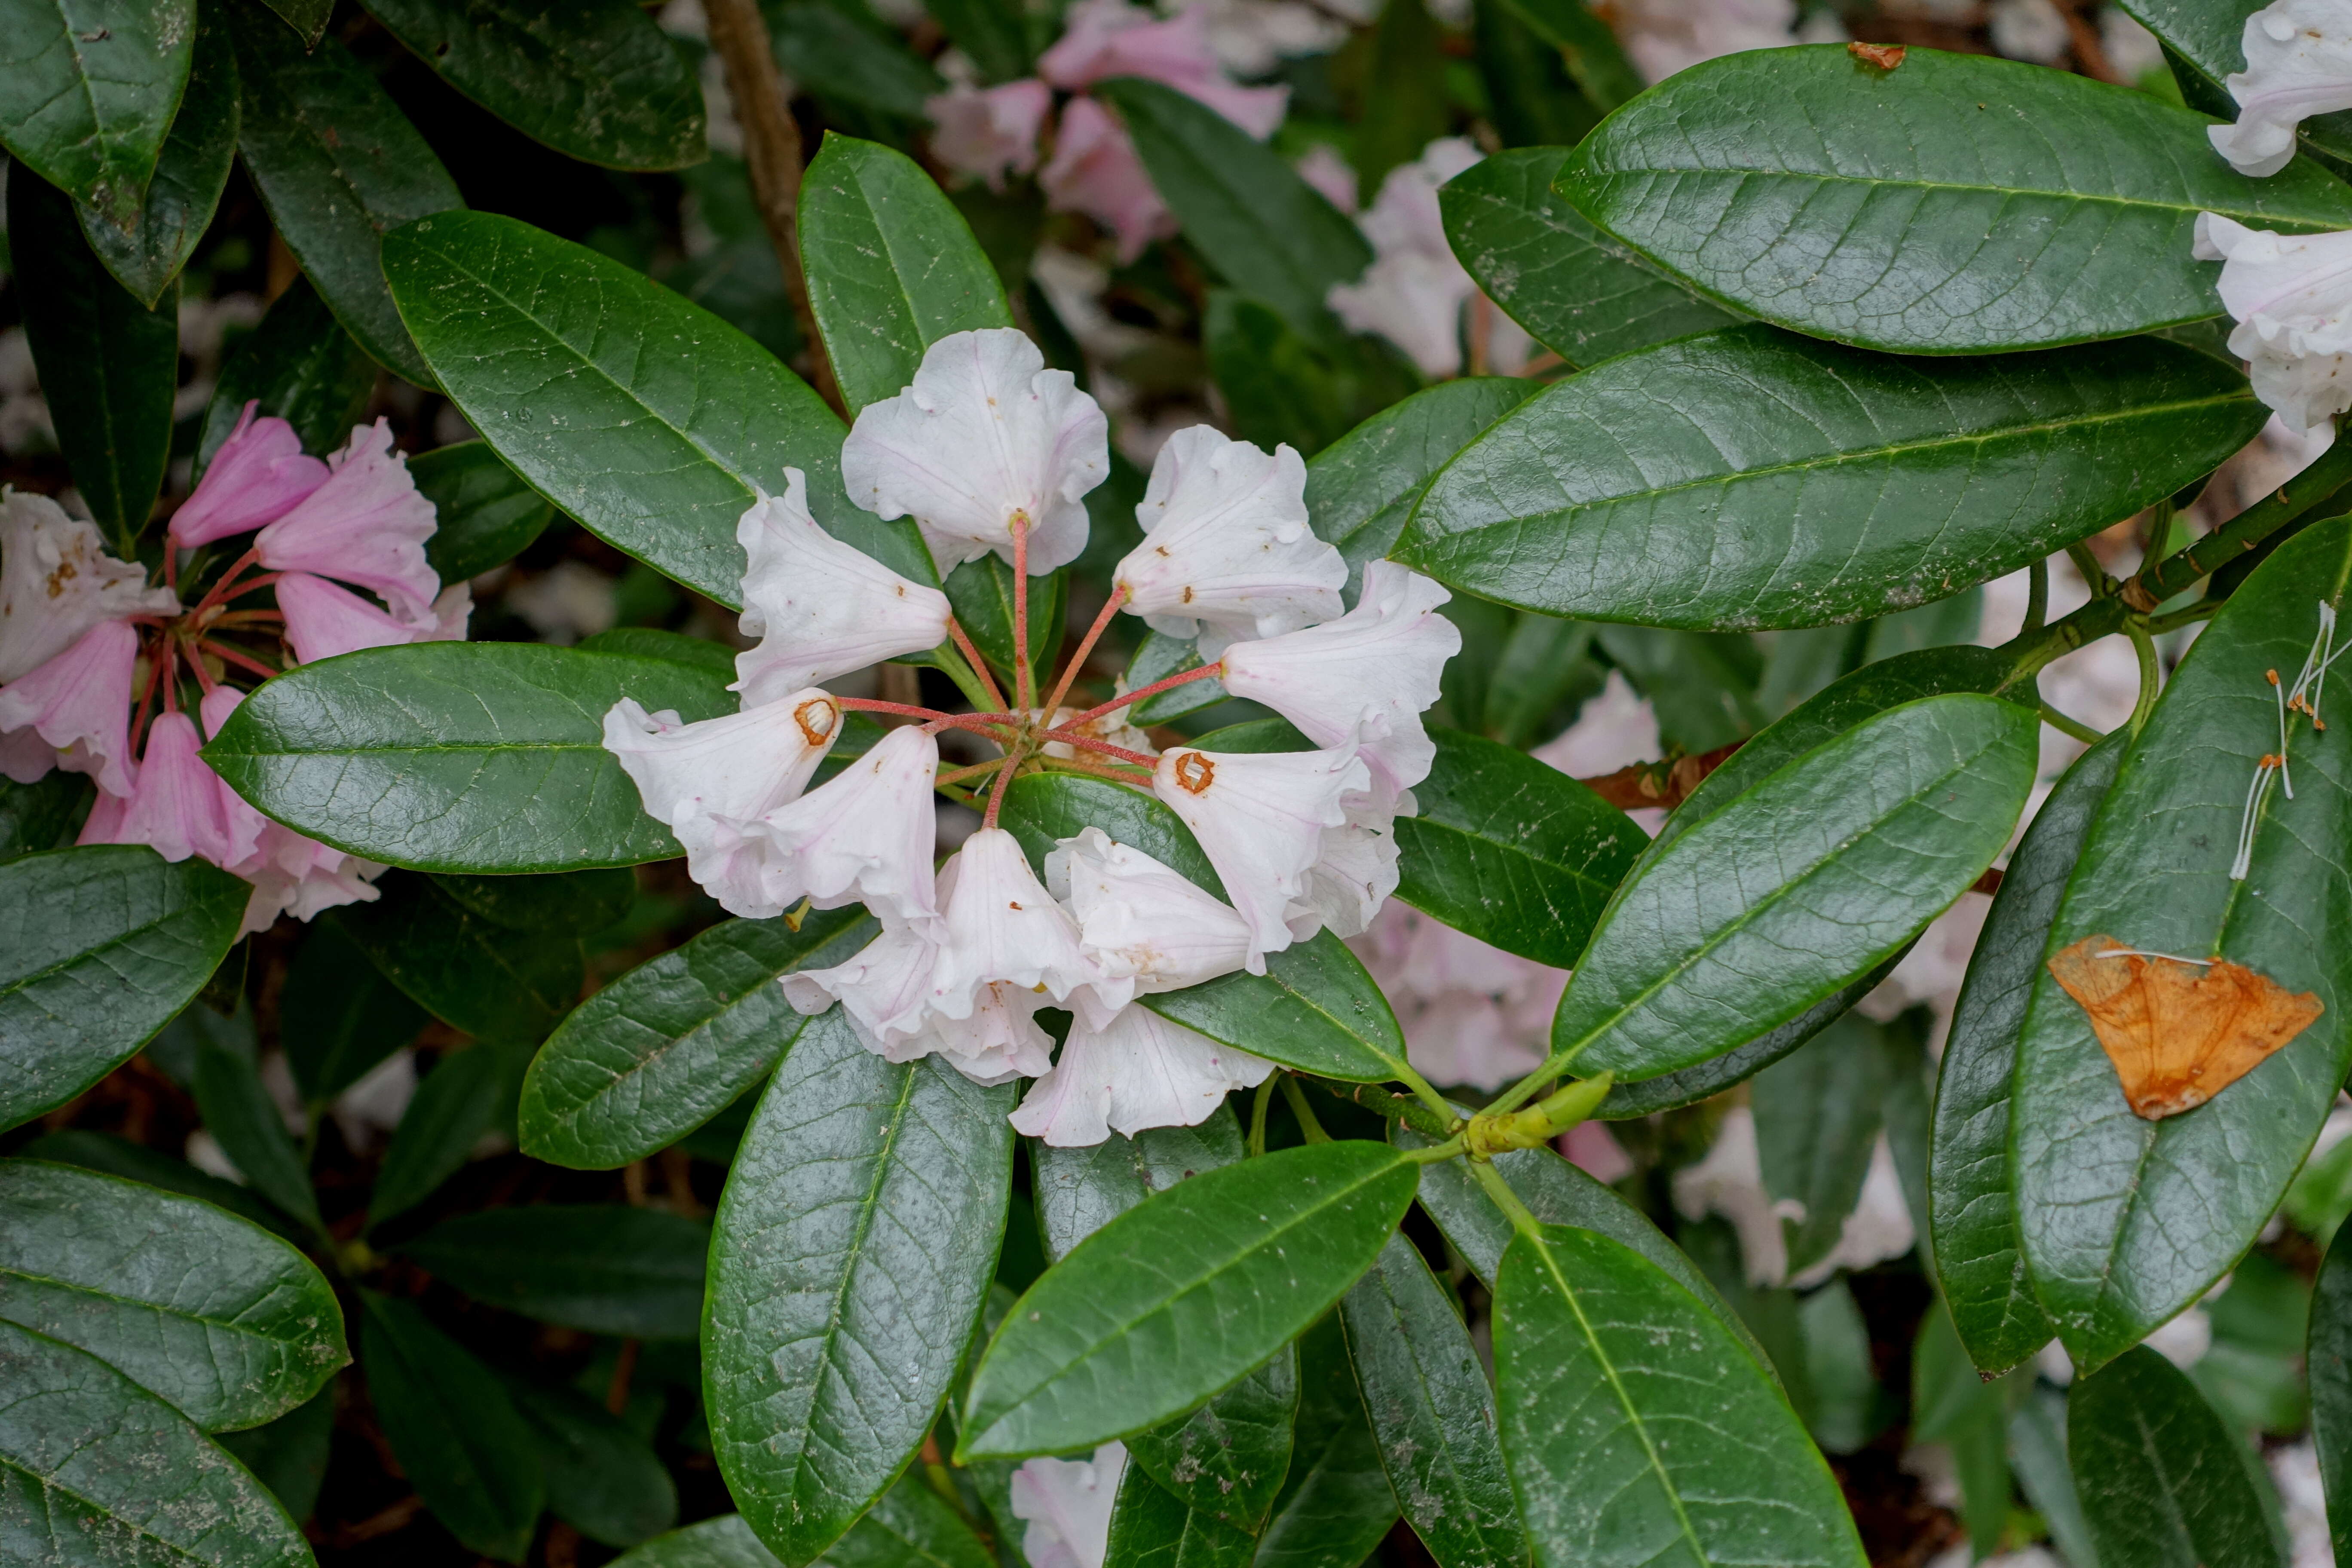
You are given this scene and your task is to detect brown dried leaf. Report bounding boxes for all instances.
[2048,934,2324,1119]
[1848,41,1906,68]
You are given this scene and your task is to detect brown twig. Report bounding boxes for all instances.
[701,0,842,416]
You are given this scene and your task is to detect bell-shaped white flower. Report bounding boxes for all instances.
[0,490,177,683]
[841,328,1108,575]
[2194,213,2352,433]
[747,723,942,931]
[602,690,842,917]
[1010,1442,1126,1568]
[2211,0,2352,177]
[1114,427,1346,657]
[781,921,939,1054]
[1220,560,1458,799]
[923,979,1059,1085]
[1296,796,1402,942]
[1045,826,1253,994]
[925,826,1109,1017]
[732,473,953,707]
[1151,737,1369,965]
[1010,1003,1275,1147]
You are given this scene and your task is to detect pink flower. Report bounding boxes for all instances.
[256,420,440,626]
[168,404,329,548]
[1040,98,1177,264]
[277,573,471,665]
[927,79,1054,190]
[0,490,178,683]
[1039,0,1288,136]
[0,619,140,795]
[79,711,244,865]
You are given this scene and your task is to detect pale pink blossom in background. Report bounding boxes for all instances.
[924,79,1053,189]
[1038,97,1176,263]
[1327,138,1530,378]
[1347,901,1562,1090]
[1038,0,1288,134]
[1010,1442,1125,1568]
[1294,143,1357,211]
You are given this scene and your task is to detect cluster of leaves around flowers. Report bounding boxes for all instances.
[9,0,2352,1565]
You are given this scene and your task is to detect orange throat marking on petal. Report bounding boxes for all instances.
[794,697,839,746]
[2047,934,2324,1120]
[1172,751,1215,795]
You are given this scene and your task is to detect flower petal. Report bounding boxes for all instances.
[733,474,952,707]
[169,403,328,547]
[0,489,177,684]
[256,419,441,624]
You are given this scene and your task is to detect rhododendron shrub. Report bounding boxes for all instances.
[6,0,2352,1565]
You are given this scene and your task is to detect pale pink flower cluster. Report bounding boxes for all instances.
[1010,1441,1125,1568]
[1322,138,1532,379]
[925,0,1288,260]
[603,328,1458,1146]
[0,406,464,933]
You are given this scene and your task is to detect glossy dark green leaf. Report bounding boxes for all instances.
[18,1130,301,1243]
[1930,734,2124,1375]
[2310,1222,2352,1560]
[0,0,193,230]
[1496,1224,1865,1567]
[1493,0,1640,112]
[609,1514,784,1567]
[1094,77,1370,344]
[799,133,1012,413]
[1396,726,1647,968]
[1127,1349,1296,1533]
[1440,147,1739,369]
[1591,956,1898,1120]
[945,555,1067,694]
[1552,694,2036,1082]
[215,1385,333,1523]
[0,773,89,864]
[1032,1107,1244,1265]
[194,276,378,478]
[820,1473,998,1568]
[415,440,557,584]
[362,0,704,169]
[2009,1387,2104,1568]
[366,1041,532,1228]
[336,876,582,1047]
[228,7,462,383]
[1472,0,1599,150]
[520,906,872,1169]
[2069,1346,2285,1568]
[359,1292,545,1562]
[1561,45,2352,354]
[769,6,942,116]
[0,846,245,1132]
[2122,0,2352,159]
[1123,631,1229,725]
[384,210,929,603]
[1752,1014,1893,1280]
[1340,1234,1525,1568]
[0,1318,310,1566]
[508,1378,679,1547]
[430,868,636,934]
[403,1205,707,1339]
[959,1140,1416,1460]
[1104,1459,1259,1568]
[576,627,741,676]
[1302,377,1536,592]
[204,641,735,873]
[76,6,234,308]
[10,166,178,550]
[1251,1311,1398,1568]
[1399,327,2263,630]
[2015,516,2352,1372]
[707,1008,1014,1565]
[1479,614,1596,750]
[1354,0,1450,198]
[190,1032,323,1234]
[279,917,428,1104]
[0,1160,344,1431]
[1204,291,1419,460]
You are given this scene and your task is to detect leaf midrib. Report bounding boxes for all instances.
[1580,161,2346,226]
[0,1263,314,1345]
[0,880,227,999]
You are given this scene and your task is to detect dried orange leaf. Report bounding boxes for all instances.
[1848,41,1906,68]
[2048,934,2324,1120]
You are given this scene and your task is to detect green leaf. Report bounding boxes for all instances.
[0,772,90,864]
[1481,614,1597,750]
[337,876,582,1046]
[359,1292,546,1562]
[0,847,245,1133]
[1203,291,1419,460]
[508,1378,680,1547]
[367,1042,532,1228]
[1440,147,1740,369]
[384,210,930,603]
[1032,1106,1244,1264]
[279,918,428,1104]
[1339,1234,1526,1568]
[706,1008,1014,1565]
[252,0,330,45]
[2122,0,2352,160]
[215,1386,334,1523]
[415,440,557,584]
[819,1473,998,1568]
[1399,327,2264,630]
[944,555,1067,695]
[520,906,873,1169]
[1395,726,1648,968]
[227,6,462,384]
[0,1318,311,1567]
[1122,631,1229,726]
[1353,0,1451,202]
[430,869,637,934]
[9,165,178,551]
[1251,1311,1398,1568]
[2068,1346,2286,1567]
[2015,515,2352,1372]
[2009,1387,2105,1568]
[190,1030,323,1234]
[1553,693,2036,1082]
[959,1140,1417,1461]
[798,133,1013,414]
[1560,44,2352,354]
[361,0,704,169]
[1093,77,1371,345]
[1930,734,2124,1375]
[1127,1349,1296,1533]
[0,0,193,230]
[769,6,943,117]
[1105,1460,1259,1568]
[2309,1223,2352,1560]
[1496,1224,1865,1568]
[75,5,235,308]
[18,1129,302,1243]
[1304,376,1536,591]
[1472,0,1599,150]
[576,627,742,677]
[608,1515,785,1567]
[1491,0,1642,113]
[402,1205,708,1339]
[919,0,1029,82]
[0,1159,344,1431]
[205,641,734,873]
[194,276,379,479]
[1752,1014,1894,1280]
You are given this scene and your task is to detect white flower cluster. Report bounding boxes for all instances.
[602,329,1459,1147]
